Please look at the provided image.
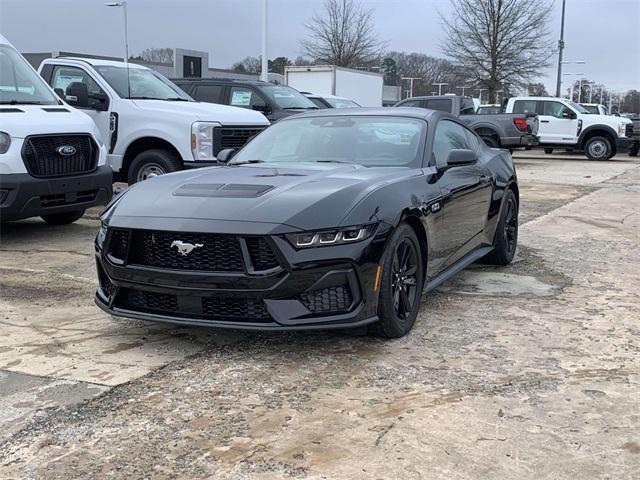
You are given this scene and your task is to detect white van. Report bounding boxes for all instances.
[38,58,270,184]
[0,35,112,224]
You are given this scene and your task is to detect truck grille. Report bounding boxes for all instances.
[625,123,634,137]
[106,229,280,273]
[213,126,264,155]
[22,134,97,178]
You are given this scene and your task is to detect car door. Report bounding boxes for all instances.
[192,83,224,104]
[227,85,272,120]
[432,119,493,269]
[49,65,112,149]
[538,100,579,144]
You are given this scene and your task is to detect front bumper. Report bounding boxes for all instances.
[615,137,632,154]
[501,134,539,148]
[1,166,113,222]
[95,223,391,331]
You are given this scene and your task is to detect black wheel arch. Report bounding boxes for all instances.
[578,125,617,150]
[120,137,183,182]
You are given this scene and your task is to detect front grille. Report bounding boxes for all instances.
[22,134,97,178]
[626,123,634,137]
[128,230,244,272]
[299,285,353,314]
[108,229,130,262]
[213,126,264,155]
[202,296,271,321]
[97,264,116,298]
[119,288,178,314]
[245,237,279,271]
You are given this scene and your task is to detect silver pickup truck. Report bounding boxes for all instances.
[395,95,538,149]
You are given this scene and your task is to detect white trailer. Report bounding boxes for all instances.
[285,65,384,107]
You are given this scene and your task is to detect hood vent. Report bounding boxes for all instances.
[42,108,70,113]
[174,183,274,198]
[0,108,24,113]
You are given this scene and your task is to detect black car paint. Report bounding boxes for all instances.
[96,108,517,331]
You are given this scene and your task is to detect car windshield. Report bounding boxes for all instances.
[94,65,193,101]
[0,45,59,105]
[260,85,318,109]
[581,105,599,114]
[567,101,588,114]
[325,97,361,108]
[231,115,425,167]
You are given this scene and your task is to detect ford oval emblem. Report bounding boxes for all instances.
[56,145,77,156]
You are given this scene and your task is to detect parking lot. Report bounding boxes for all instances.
[0,151,639,479]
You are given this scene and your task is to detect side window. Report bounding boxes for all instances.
[512,100,536,114]
[460,99,476,115]
[433,120,473,167]
[51,66,105,108]
[194,84,223,104]
[399,99,422,108]
[543,101,569,118]
[464,128,481,151]
[424,99,452,113]
[229,86,266,109]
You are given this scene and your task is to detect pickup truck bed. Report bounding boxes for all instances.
[394,95,538,149]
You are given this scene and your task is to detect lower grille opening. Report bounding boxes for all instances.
[299,285,354,315]
[40,189,98,207]
[202,296,271,321]
[97,264,116,299]
[119,288,178,314]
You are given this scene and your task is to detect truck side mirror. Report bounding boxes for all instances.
[66,82,89,108]
[216,148,236,163]
[252,104,271,115]
[562,109,576,120]
[91,92,110,111]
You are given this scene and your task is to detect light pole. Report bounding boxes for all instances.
[586,82,595,103]
[433,82,448,95]
[563,72,583,100]
[477,88,486,104]
[555,0,566,97]
[261,0,268,82]
[456,86,471,96]
[104,2,129,63]
[401,77,421,98]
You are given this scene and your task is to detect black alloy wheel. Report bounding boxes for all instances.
[373,223,424,338]
[484,189,518,265]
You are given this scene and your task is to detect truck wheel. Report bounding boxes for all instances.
[544,148,554,154]
[629,143,639,157]
[584,136,613,160]
[128,149,182,184]
[481,136,500,148]
[41,210,85,225]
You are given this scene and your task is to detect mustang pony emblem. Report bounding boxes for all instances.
[171,240,204,256]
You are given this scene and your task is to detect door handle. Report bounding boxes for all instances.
[540,120,550,123]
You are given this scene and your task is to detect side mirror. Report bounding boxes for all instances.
[65,82,89,108]
[216,148,236,163]
[446,149,477,167]
[562,109,577,119]
[90,92,110,111]
[252,104,271,115]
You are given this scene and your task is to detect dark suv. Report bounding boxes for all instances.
[172,78,318,122]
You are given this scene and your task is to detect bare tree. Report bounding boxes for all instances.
[441,0,554,100]
[301,0,387,67]
[232,56,261,73]
[134,47,174,64]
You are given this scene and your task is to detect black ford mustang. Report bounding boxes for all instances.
[95,109,518,338]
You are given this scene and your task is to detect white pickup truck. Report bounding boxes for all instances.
[38,58,269,183]
[504,96,633,160]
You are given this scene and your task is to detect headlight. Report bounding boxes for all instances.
[286,224,378,248]
[191,122,220,161]
[619,123,628,136]
[96,222,108,249]
[0,132,11,154]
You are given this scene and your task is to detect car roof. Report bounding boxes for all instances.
[172,77,272,86]
[280,107,447,122]
[55,57,148,69]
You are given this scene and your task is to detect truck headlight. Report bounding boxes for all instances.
[286,224,378,249]
[0,132,11,154]
[191,122,220,161]
[619,123,629,136]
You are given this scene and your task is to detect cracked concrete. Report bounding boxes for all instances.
[0,152,638,479]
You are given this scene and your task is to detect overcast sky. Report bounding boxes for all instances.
[1,0,638,93]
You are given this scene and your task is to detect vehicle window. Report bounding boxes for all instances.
[477,106,501,114]
[308,97,328,109]
[567,100,588,113]
[193,84,223,104]
[424,99,452,113]
[231,116,425,167]
[398,100,423,108]
[51,66,106,109]
[581,105,599,114]
[543,101,571,118]
[512,100,537,114]
[0,45,58,105]
[260,85,317,110]
[460,98,476,115]
[325,97,360,108]
[433,119,473,167]
[94,65,192,101]
[464,128,481,151]
[229,87,266,109]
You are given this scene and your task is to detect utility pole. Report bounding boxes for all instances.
[433,83,448,95]
[261,0,268,82]
[401,77,421,98]
[555,0,566,97]
[578,78,583,103]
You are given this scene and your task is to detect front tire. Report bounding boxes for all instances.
[372,224,424,339]
[484,190,518,265]
[544,147,554,154]
[629,142,638,157]
[584,136,613,160]
[41,210,85,225]
[127,149,182,184]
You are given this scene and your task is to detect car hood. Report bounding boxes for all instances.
[130,99,269,125]
[0,104,96,138]
[106,163,418,231]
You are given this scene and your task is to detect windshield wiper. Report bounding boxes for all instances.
[0,100,44,105]
[283,106,319,110]
[165,97,190,102]
[127,96,166,100]
[231,159,266,165]
[314,160,351,164]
